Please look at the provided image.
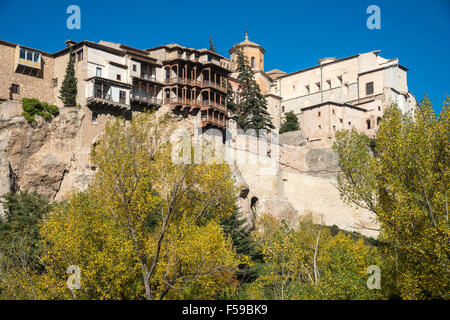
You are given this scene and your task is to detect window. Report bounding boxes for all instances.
[116,74,121,81]
[305,85,310,93]
[96,67,102,77]
[11,84,19,94]
[19,48,26,59]
[75,50,83,62]
[251,57,255,68]
[348,121,351,125]
[207,55,212,62]
[318,125,322,129]
[337,75,343,85]
[119,90,126,103]
[318,111,321,117]
[92,112,98,124]
[316,82,321,90]
[26,50,32,61]
[339,118,343,123]
[333,125,336,132]
[326,79,331,89]
[366,119,371,129]
[133,64,137,72]
[332,109,335,115]
[282,106,285,113]
[378,106,381,111]
[165,68,170,80]
[292,85,295,91]
[33,52,41,62]
[366,82,374,95]
[52,78,58,88]
[377,117,382,125]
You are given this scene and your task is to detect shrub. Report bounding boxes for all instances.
[21,98,59,124]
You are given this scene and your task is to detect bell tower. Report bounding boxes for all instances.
[229,32,266,72]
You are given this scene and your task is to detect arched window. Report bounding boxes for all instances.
[251,57,255,68]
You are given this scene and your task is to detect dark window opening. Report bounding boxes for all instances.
[11,84,19,94]
[366,82,374,95]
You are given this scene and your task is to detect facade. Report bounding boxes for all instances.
[1,35,416,143]
[147,44,231,128]
[0,39,231,130]
[229,33,417,146]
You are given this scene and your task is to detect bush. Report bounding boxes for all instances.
[21,98,59,124]
[279,111,299,134]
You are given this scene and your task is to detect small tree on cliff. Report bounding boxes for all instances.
[230,46,274,132]
[59,47,77,107]
[209,37,217,53]
[279,111,299,134]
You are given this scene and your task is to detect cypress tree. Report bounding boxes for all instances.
[230,46,274,133]
[59,47,77,107]
[279,111,299,134]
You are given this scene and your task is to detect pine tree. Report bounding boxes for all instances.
[209,37,217,53]
[279,111,299,134]
[230,46,274,132]
[220,206,263,283]
[59,47,77,107]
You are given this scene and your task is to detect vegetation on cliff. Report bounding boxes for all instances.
[279,111,300,134]
[21,97,59,124]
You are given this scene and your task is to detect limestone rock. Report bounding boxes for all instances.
[279,130,307,147]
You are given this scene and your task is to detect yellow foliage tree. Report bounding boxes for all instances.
[10,113,244,300]
[333,96,449,299]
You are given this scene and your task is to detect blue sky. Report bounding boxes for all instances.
[0,0,448,113]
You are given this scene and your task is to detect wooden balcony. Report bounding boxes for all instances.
[86,91,130,110]
[131,93,162,106]
[201,113,226,129]
[202,80,227,93]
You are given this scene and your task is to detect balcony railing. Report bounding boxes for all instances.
[201,100,226,111]
[94,91,112,100]
[202,80,227,92]
[87,90,130,110]
[131,93,162,105]
[165,97,202,108]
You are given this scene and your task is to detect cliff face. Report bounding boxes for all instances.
[0,101,95,210]
[0,102,378,237]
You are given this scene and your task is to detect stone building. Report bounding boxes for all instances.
[229,33,417,146]
[0,39,231,131]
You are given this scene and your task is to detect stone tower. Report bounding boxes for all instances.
[229,32,266,73]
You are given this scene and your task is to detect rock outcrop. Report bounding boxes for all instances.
[0,101,378,237]
[0,101,95,215]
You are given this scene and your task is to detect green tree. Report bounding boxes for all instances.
[59,47,77,108]
[0,191,51,299]
[279,111,299,134]
[230,46,274,132]
[220,207,263,284]
[332,96,450,300]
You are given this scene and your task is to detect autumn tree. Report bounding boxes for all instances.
[246,213,382,300]
[332,96,450,299]
[13,113,245,300]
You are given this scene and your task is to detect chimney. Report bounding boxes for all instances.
[65,40,77,48]
[318,57,338,65]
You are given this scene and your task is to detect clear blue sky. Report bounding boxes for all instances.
[1,0,448,113]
